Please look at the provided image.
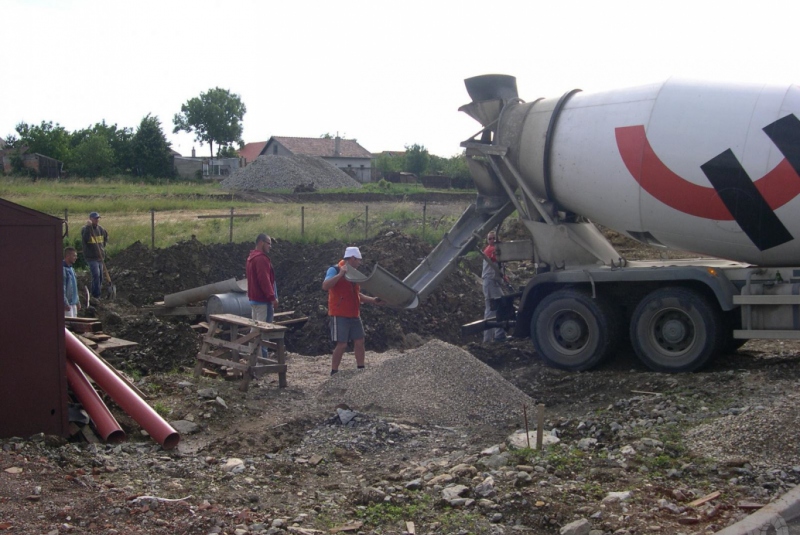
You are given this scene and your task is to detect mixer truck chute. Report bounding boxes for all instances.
[350,74,800,373]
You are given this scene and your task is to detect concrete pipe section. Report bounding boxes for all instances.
[164,278,246,308]
[714,484,800,534]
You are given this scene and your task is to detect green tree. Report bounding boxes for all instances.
[15,121,72,163]
[71,134,115,178]
[71,121,135,174]
[404,143,430,176]
[429,152,471,180]
[216,145,239,158]
[173,87,246,158]
[375,152,405,175]
[132,114,174,178]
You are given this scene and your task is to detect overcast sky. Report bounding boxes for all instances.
[3,0,799,157]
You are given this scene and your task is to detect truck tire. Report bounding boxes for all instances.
[530,289,619,371]
[630,287,724,372]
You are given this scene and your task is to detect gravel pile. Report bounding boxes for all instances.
[317,339,535,427]
[220,154,362,191]
[684,392,800,468]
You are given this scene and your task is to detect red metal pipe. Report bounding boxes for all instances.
[64,329,180,450]
[65,359,126,444]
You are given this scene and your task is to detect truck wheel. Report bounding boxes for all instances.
[530,289,619,371]
[630,287,724,372]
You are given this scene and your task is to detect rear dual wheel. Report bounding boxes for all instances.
[630,287,724,373]
[530,289,619,371]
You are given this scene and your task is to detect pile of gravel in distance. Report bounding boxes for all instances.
[318,339,535,427]
[684,392,800,468]
[220,154,362,191]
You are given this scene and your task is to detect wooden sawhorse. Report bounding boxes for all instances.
[193,313,287,391]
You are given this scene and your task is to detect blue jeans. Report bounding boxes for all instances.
[88,260,103,298]
[251,302,275,357]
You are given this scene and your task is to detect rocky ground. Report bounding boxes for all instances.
[2,217,800,535]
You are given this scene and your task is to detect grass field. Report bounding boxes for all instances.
[1,178,469,255]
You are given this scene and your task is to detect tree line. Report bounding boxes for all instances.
[5,115,175,179]
[375,143,471,181]
[3,86,471,181]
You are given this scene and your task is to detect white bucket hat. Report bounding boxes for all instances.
[344,246,362,259]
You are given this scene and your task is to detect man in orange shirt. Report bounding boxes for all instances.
[322,246,383,375]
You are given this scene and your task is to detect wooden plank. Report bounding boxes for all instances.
[79,424,100,444]
[197,213,260,219]
[67,322,103,333]
[251,364,288,377]
[76,334,98,349]
[96,337,138,352]
[83,333,111,342]
[205,348,229,359]
[64,317,100,323]
[229,330,263,346]
[209,313,288,332]
[196,353,249,371]
[688,491,721,508]
[201,336,259,354]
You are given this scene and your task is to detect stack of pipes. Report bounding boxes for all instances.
[64,329,180,450]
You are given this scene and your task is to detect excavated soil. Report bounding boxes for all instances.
[98,231,483,374]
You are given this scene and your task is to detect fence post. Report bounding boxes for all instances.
[301,206,305,238]
[365,205,369,240]
[150,209,155,249]
[64,208,69,237]
[229,207,234,243]
[422,201,427,241]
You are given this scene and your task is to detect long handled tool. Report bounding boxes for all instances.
[89,225,116,300]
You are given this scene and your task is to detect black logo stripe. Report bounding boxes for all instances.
[763,114,800,175]
[701,149,793,251]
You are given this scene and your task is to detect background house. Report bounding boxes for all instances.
[247,136,372,183]
[238,141,267,165]
[1,146,62,178]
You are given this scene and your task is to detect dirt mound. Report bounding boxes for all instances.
[102,232,484,374]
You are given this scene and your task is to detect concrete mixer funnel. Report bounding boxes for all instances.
[344,264,419,309]
[464,74,518,102]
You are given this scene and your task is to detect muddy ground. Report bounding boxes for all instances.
[2,210,800,535]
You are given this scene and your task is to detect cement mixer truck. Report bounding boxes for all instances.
[348,74,800,373]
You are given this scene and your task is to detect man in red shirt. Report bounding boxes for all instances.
[322,246,383,375]
[246,234,278,324]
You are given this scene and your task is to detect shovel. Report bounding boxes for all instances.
[90,225,117,300]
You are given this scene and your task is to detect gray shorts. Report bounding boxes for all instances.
[329,316,365,343]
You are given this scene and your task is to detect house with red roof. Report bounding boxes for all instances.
[241,136,372,183]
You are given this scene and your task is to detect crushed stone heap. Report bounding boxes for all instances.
[318,339,534,427]
[221,154,362,191]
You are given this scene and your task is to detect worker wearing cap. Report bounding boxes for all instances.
[322,246,383,375]
[81,211,108,299]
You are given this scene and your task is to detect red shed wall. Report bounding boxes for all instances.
[0,201,68,438]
